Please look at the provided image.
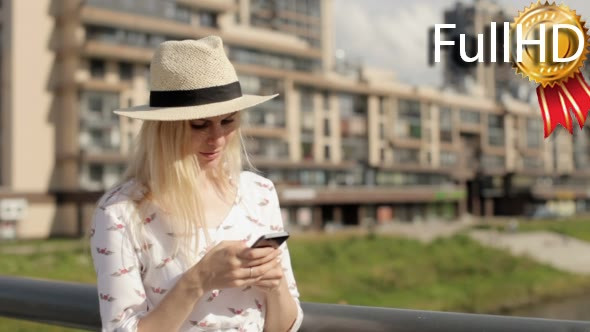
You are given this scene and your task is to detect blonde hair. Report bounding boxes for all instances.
[120,118,246,269]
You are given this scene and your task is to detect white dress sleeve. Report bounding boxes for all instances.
[90,205,149,332]
[267,181,304,332]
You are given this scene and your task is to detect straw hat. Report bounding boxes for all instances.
[114,36,278,121]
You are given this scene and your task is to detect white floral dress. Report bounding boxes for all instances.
[90,171,303,331]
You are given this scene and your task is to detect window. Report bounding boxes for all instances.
[324,145,331,159]
[82,91,120,117]
[90,59,105,78]
[88,95,103,113]
[393,148,420,164]
[397,99,421,139]
[238,75,285,128]
[127,31,147,46]
[376,171,452,186]
[89,164,104,183]
[80,91,121,151]
[574,128,590,169]
[324,118,330,136]
[302,142,313,160]
[523,157,543,169]
[242,107,285,127]
[85,25,179,49]
[88,128,104,147]
[440,151,457,167]
[353,95,367,115]
[164,1,176,20]
[340,94,354,117]
[149,35,166,48]
[119,62,133,81]
[86,0,193,24]
[322,91,330,111]
[164,3,191,23]
[249,0,321,47]
[200,11,218,27]
[342,137,368,162]
[481,155,505,169]
[460,109,480,124]
[439,107,453,142]
[526,117,542,148]
[245,138,288,159]
[488,114,505,146]
[300,170,326,186]
[229,47,320,72]
[300,87,314,112]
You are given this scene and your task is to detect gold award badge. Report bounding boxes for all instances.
[512,2,590,137]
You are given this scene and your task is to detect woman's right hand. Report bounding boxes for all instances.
[184,240,282,293]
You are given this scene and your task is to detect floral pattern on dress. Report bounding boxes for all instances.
[96,247,114,255]
[110,266,136,277]
[99,293,116,302]
[207,289,222,302]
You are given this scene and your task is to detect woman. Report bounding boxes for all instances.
[90,36,303,332]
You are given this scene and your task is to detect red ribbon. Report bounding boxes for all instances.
[536,73,590,138]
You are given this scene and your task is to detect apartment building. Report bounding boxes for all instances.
[0,0,587,239]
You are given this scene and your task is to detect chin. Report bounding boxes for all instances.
[198,159,220,170]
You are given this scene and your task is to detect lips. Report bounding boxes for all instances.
[199,151,220,160]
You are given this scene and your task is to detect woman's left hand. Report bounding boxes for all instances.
[253,254,284,293]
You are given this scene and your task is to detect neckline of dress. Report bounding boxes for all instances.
[206,173,243,232]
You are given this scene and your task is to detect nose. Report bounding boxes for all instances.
[206,123,225,145]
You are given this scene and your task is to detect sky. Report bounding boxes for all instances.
[333,0,590,87]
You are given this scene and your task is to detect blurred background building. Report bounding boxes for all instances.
[0,0,589,239]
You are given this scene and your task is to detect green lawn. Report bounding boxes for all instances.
[2,233,590,331]
[289,234,590,312]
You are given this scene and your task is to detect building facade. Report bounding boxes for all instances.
[0,0,588,239]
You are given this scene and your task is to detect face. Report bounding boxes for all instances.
[189,112,239,170]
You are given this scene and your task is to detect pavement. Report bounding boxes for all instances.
[374,219,474,243]
[468,230,590,275]
[362,217,590,275]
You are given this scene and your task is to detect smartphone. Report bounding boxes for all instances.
[251,231,290,248]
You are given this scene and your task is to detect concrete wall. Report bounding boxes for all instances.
[16,202,56,239]
[5,0,55,191]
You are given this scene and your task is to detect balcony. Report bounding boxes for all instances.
[241,100,287,128]
[245,138,289,160]
[85,0,193,24]
[341,116,367,137]
[176,0,237,12]
[79,128,121,154]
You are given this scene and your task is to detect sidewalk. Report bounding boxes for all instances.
[374,219,474,243]
[468,230,590,275]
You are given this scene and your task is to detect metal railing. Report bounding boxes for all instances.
[1,276,589,332]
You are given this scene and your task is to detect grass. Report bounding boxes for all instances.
[289,234,590,313]
[2,233,590,330]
